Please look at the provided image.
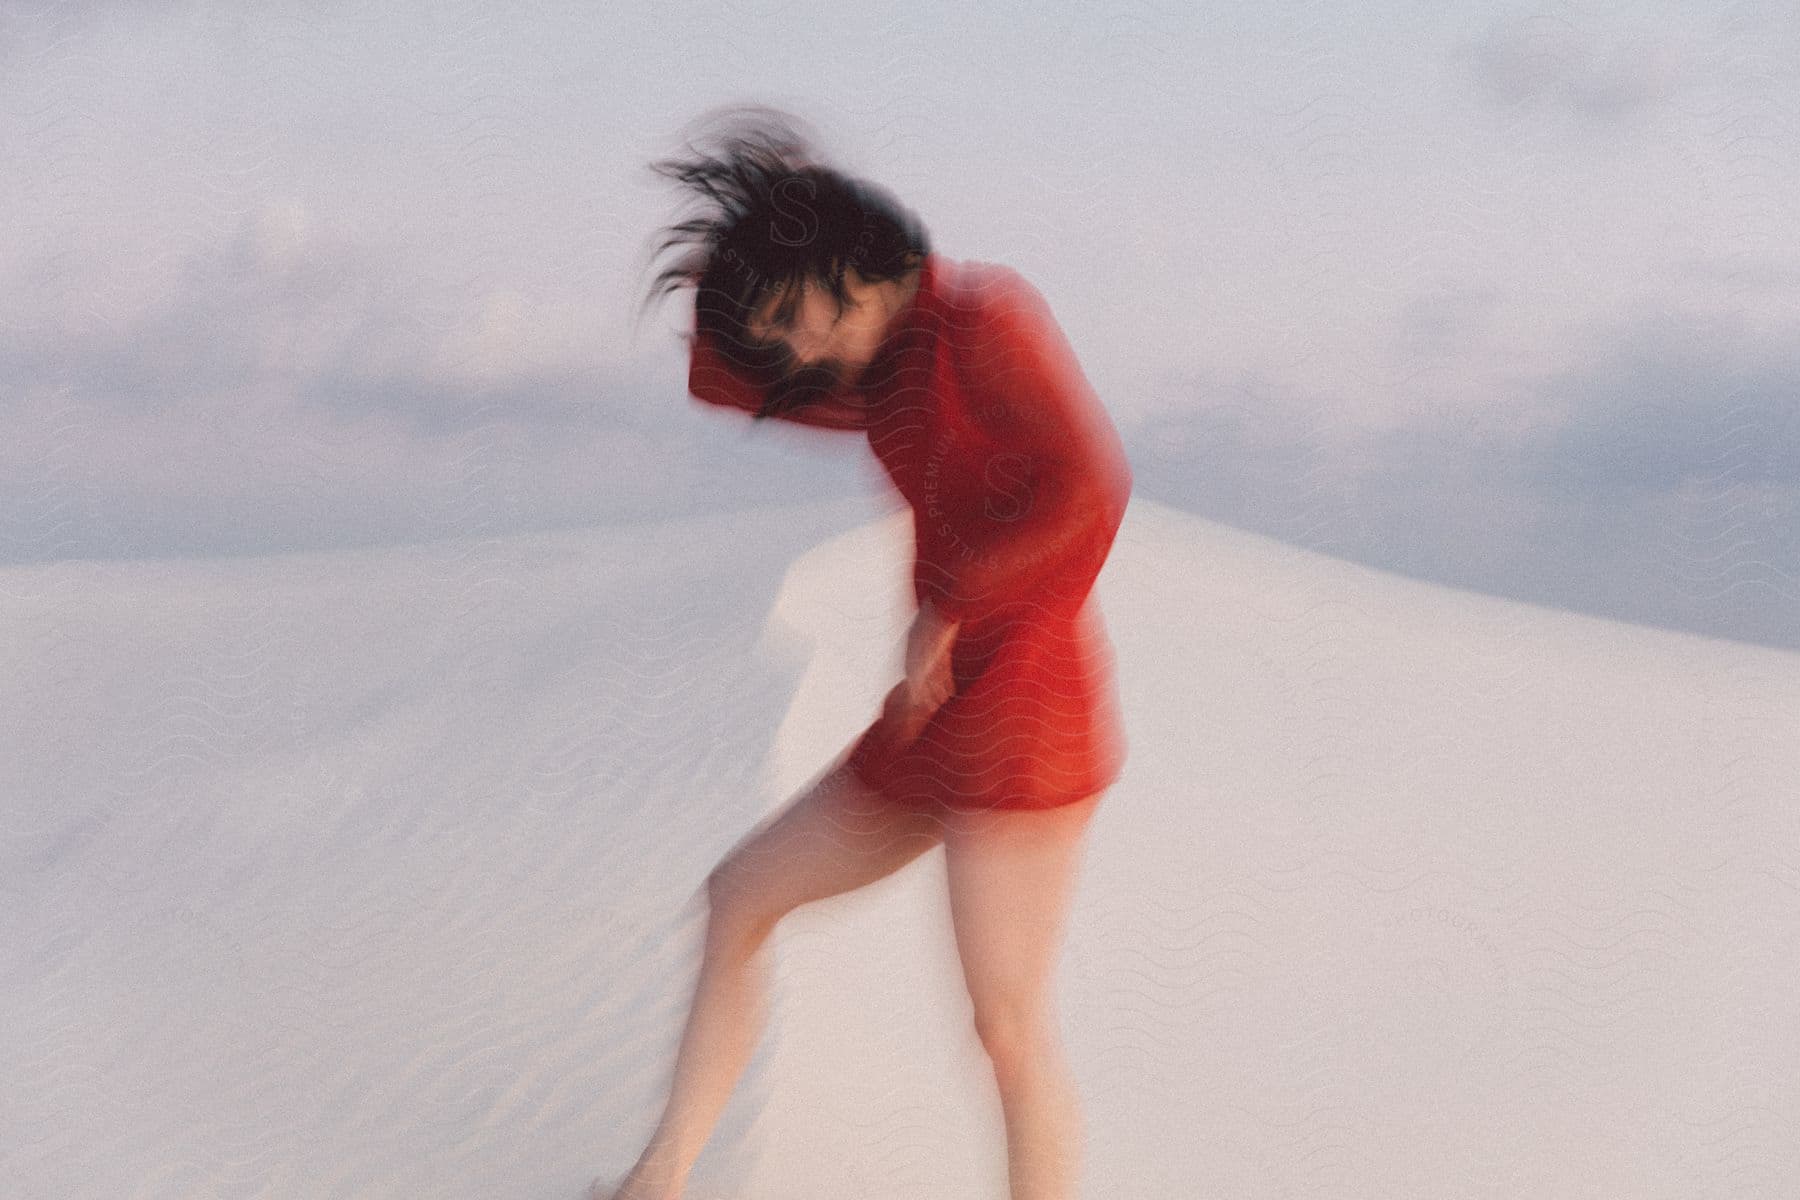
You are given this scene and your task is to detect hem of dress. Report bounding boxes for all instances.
[872,772,1119,814]
[845,713,1123,814]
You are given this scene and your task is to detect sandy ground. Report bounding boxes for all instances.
[4,495,1796,1199]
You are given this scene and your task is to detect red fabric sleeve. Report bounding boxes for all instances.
[687,329,870,432]
[929,267,1133,622]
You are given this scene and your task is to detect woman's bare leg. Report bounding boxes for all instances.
[606,758,944,1200]
[941,792,1103,1200]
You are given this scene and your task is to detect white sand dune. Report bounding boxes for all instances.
[3,495,1796,1200]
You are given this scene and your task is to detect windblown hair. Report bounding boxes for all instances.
[639,104,931,419]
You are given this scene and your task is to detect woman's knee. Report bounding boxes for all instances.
[971,997,1058,1073]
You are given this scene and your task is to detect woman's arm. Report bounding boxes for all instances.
[687,329,872,432]
[924,266,1133,622]
[870,597,959,744]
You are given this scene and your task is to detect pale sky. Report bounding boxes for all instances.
[3,0,1796,649]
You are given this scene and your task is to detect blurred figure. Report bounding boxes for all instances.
[608,103,1132,1200]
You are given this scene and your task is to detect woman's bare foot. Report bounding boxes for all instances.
[587,1162,682,1200]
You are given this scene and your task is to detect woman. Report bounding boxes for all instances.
[611,105,1132,1200]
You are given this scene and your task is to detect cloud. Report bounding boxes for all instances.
[0,199,867,565]
[1522,308,1800,495]
[1464,15,1689,121]
[2,196,643,435]
[1393,285,1506,362]
[1128,301,1800,651]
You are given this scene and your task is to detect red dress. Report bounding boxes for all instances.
[687,253,1132,812]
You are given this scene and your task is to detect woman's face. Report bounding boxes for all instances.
[745,268,904,390]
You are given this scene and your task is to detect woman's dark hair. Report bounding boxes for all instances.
[638,104,931,418]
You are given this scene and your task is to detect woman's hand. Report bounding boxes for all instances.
[887,600,961,742]
[903,598,960,707]
[879,680,931,744]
